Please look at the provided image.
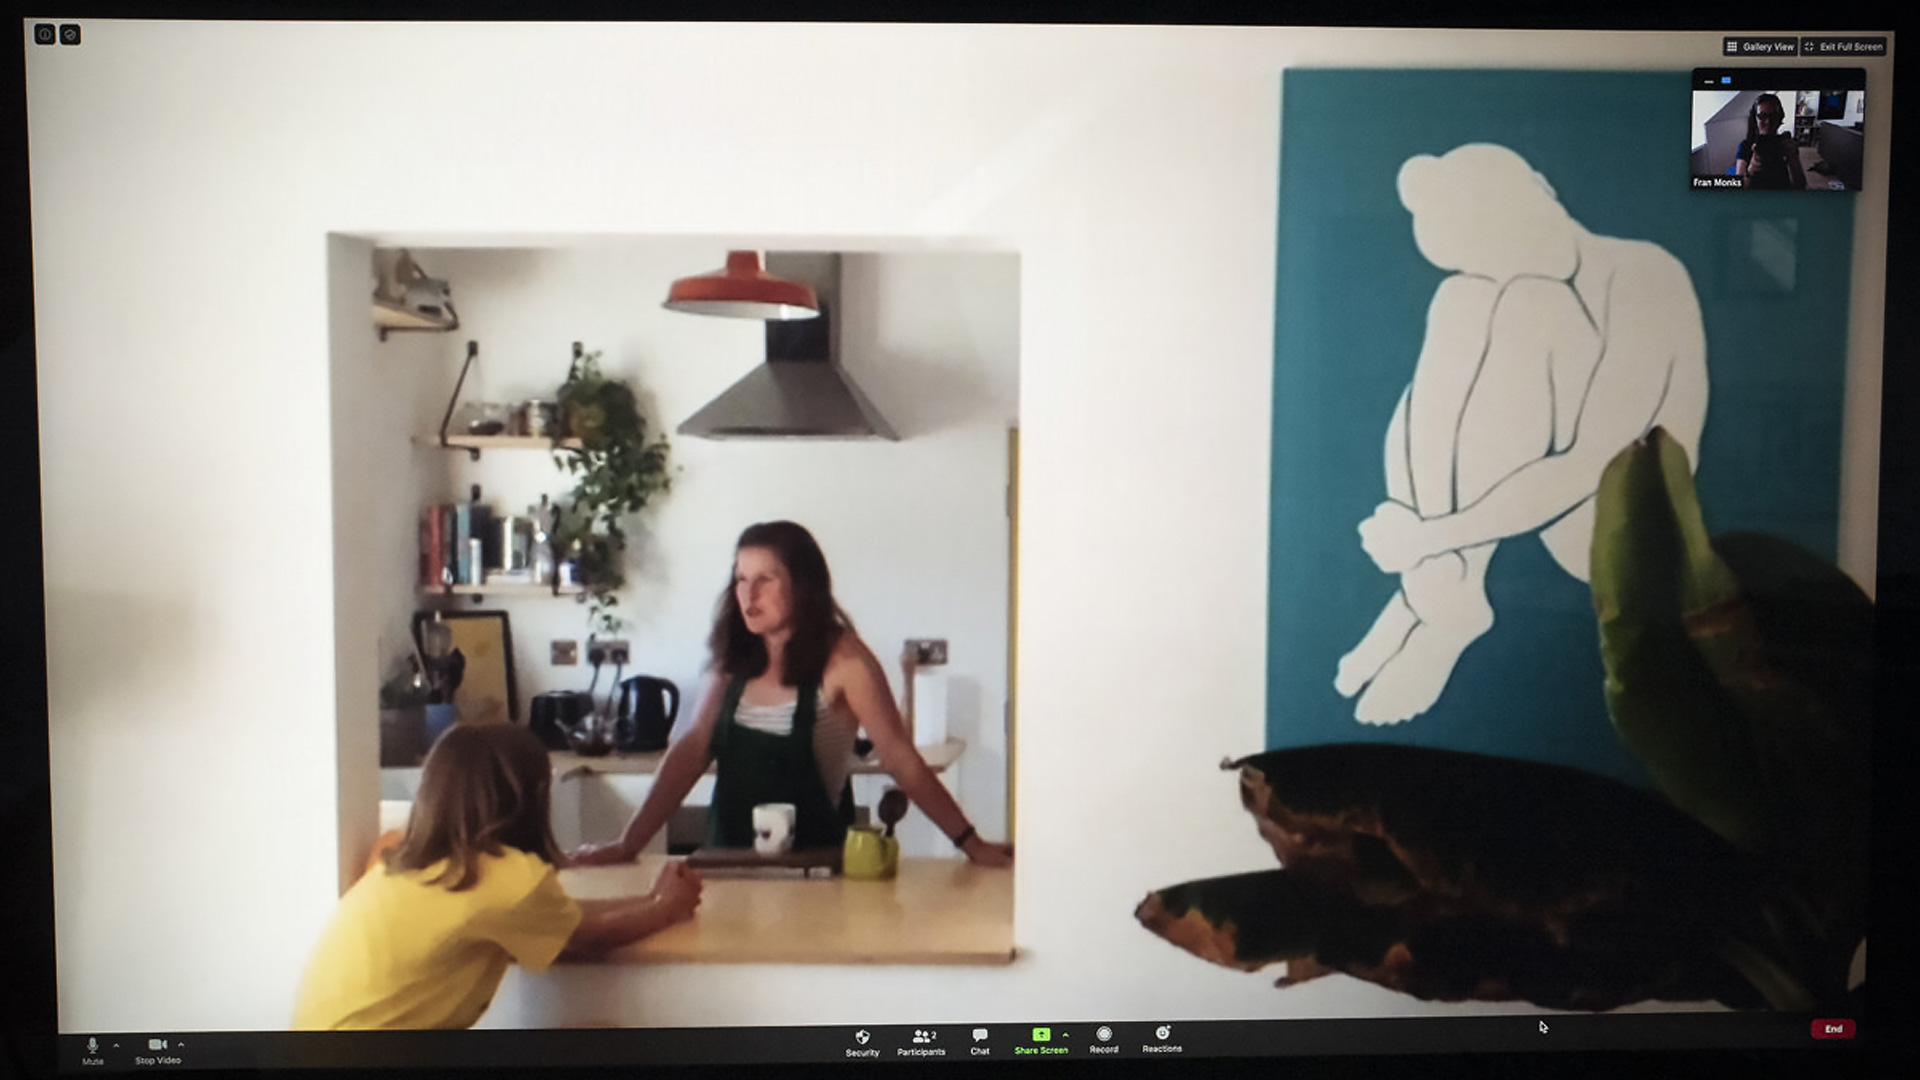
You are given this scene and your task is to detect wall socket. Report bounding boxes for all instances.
[551,640,578,666]
[905,639,948,665]
[588,638,631,666]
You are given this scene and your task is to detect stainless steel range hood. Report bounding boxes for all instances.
[676,253,899,440]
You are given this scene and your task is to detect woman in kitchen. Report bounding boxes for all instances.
[570,520,1013,868]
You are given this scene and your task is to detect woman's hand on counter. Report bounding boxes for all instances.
[960,835,1014,868]
[566,840,636,867]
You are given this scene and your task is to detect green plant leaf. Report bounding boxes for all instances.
[551,347,674,636]
[1589,430,1870,978]
[1590,429,1782,853]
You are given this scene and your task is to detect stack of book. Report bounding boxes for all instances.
[418,503,497,588]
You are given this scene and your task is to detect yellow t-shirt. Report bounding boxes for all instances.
[293,847,583,1030]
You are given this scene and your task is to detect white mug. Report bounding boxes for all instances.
[752,802,797,856]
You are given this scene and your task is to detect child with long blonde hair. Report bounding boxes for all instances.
[295,722,700,1029]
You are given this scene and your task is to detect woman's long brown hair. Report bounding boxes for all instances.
[707,520,855,688]
[385,722,562,890]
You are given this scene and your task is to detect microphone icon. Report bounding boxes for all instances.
[87,1038,98,1054]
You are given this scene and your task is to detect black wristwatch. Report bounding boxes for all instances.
[950,825,978,849]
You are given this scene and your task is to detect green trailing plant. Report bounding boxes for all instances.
[552,345,673,636]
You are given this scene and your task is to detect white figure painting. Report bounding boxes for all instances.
[1333,144,1710,725]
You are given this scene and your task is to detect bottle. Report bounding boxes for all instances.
[531,496,554,585]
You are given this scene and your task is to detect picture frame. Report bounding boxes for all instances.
[412,609,519,725]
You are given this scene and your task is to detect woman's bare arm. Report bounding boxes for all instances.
[832,636,1012,867]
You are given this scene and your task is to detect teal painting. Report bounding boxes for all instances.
[1267,70,1856,785]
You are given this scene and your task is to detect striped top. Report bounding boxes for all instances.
[732,692,859,798]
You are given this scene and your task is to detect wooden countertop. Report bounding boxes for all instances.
[558,855,1014,966]
[551,737,966,779]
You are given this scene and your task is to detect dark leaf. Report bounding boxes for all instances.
[1138,742,1839,1010]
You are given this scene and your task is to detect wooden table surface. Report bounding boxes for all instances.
[558,855,1014,966]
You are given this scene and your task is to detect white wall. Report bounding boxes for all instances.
[376,242,1017,856]
[1690,89,1740,151]
[30,21,1893,1032]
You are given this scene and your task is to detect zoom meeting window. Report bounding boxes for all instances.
[24,17,1893,1073]
[1691,67,1869,190]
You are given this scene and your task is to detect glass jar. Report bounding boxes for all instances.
[523,400,555,438]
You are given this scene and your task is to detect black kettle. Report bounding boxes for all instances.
[616,675,681,752]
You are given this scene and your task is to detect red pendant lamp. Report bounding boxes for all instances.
[663,250,820,320]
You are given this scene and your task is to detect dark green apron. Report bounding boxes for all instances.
[706,679,854,850]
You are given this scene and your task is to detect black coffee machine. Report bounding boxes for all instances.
[616,675,680,752]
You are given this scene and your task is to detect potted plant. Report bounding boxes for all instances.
[551,343,673,636]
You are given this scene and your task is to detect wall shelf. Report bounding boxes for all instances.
[418,434,584,452]
[420,581,584,605]
[374,299,457,341]
[422,582,583,596]
[552,738,969,779]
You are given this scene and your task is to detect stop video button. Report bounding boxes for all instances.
[1811,1019,1855,1040]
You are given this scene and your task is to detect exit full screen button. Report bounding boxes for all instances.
[1811,1019,1856,1040]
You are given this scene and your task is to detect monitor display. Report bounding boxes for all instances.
[10,9,1907,1079]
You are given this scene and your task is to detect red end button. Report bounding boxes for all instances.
[1811,1019,1855,1040]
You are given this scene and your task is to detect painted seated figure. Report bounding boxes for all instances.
[1334,143,1710,725]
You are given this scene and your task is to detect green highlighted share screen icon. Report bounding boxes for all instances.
[1031,1027,1050,1042]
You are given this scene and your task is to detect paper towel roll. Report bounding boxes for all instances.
[912,668,949,746]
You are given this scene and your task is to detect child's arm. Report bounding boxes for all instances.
[560,862,704,959]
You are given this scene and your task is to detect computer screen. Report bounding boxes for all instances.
[8,5,1910,1078]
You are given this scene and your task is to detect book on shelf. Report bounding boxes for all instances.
[423,501,542,590]
[419,505,450,588]
[453,504,472,585]
[441,506,456,584]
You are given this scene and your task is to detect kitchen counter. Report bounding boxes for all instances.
[550,737,966,779]
[558,855,1014,966]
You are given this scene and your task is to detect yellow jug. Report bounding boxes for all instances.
[842,824,899,880]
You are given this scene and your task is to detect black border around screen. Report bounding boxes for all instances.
[2,3,1912,1080]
